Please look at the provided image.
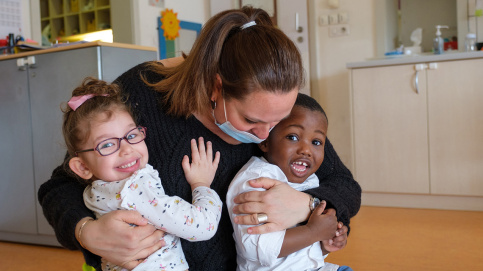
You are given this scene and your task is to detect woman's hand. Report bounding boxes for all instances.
[232,177,311,234]
[77,210,166,269]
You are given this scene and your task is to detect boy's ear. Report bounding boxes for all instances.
[69,157,93,180]
[258,140,269,153]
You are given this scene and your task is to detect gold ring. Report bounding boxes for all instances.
[256,213,268,224]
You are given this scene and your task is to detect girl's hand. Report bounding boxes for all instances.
[232,177,311,234]
[321,222,348,253]
[77,210,165,269]
[182,137,220,190]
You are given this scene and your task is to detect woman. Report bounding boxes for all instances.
[38,6,361,271]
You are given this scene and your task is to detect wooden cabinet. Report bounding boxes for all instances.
[350,58,483,197]
[0,43,156,246]
[40,0,111,42]
[426,59,483,196]
[351,64,430,194]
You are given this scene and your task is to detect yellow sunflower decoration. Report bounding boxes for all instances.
[161,9,181,40]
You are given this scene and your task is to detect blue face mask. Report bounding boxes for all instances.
[213,98,268,144]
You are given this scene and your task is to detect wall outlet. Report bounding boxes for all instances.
[329,24,350,37]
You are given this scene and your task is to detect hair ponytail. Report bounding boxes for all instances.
[145,6,304,118]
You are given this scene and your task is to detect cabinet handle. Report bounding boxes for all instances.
[414,70,420,94]
[17,58,27,71]
[27,56,36,69]
[413,64,427,94]
[295,13,303,33]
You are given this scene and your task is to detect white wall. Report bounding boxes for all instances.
[309,0,376,170]
[130,0,210,50]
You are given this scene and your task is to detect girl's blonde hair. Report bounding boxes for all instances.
[61,77,132,159]
[144,6,305,118]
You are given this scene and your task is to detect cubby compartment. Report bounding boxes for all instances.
[40,0,110,44]
[40,0,50,18]
[80,11,95,33]
[49,0,64,17]
[51,17,65,40]
[65,15,80,35]
[97,0,109,8]
[97,8,110,30]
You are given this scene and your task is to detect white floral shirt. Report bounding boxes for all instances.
[84,164,222,271]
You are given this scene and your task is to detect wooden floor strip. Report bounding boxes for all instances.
[1,206,482,270]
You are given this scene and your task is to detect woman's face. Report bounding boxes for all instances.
[215,89,299,141]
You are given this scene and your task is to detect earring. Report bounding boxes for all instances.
[211,100,217,109]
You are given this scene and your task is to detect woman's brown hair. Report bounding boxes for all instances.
[145,6,304,118]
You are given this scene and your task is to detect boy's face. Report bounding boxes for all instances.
[70,110,149,182]
[259,106,328,184]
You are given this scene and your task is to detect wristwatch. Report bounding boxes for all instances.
[309,196,321,211]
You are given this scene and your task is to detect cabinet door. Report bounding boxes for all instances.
[29,48,100,235]
[427,59,483,196]
[351,64,430,193]
[0,59,37,234]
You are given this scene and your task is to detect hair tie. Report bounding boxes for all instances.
[68,94,109,111]
[240,21,256,30]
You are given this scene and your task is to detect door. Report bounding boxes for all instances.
[0,58,37,234]
[30,48,100,235]
[351,64,430,194]
[277,0,311,95]
[427,59,483,196]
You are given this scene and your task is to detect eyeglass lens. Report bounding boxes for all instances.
[97,126,146,156]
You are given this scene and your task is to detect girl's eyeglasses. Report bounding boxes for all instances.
[75,126,147,157]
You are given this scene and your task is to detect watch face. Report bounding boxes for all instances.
[314,197,321,207]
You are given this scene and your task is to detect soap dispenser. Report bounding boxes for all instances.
[433,25,449,54]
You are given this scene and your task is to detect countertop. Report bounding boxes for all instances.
[0,41,157,61]
[347,50,483,69]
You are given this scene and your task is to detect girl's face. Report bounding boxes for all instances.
[214,89,299,141]
[72,110,149,182]
[259,106,328,184]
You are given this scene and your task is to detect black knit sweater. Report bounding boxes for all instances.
[38,62,361,270]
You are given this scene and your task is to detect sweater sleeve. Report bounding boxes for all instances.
[306,138,362,232]
[37,163,101,268]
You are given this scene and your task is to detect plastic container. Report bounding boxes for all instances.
[465,33,477,52]
[8,33,15,54]
[433,25,448,54]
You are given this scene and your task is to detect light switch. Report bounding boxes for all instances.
[338,12,349,24]
[319,15,329,26]
[328,14,338,25]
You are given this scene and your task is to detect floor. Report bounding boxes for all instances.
[1,206,482,270]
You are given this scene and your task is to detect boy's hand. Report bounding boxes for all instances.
[306,201,338,241]
[182,137,220,189]
[321,222,348,253]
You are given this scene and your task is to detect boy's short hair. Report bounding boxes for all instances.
[294,93,328,123]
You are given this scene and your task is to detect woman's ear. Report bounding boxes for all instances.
[69,157,93,180]
[211,74,223,101]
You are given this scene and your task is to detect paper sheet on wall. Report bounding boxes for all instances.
[0,0,23,38]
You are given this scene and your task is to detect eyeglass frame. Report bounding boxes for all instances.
[74,126,147,157]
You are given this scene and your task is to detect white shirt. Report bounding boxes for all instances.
[84,164,223,271]
[226,156,327,271]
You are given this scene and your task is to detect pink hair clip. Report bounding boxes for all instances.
[68,94,108,111]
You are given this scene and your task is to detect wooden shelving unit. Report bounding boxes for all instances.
[40,0,111,42]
